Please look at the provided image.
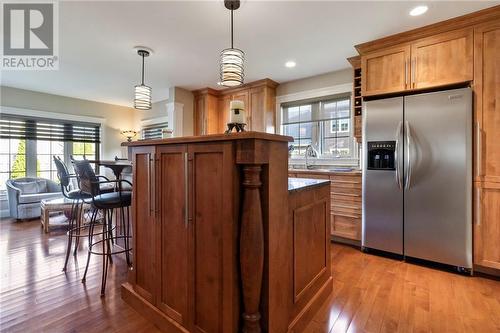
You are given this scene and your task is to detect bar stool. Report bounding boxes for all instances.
[72,159,132,296]
[53,156,93,271]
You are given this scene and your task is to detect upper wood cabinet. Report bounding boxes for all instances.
[361,29,473,96]
[194,89,219,136]
[193,79,278,135]
[411,29,473,90]
[474,21,500,184]
[362,45,410,96]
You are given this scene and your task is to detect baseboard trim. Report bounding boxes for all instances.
[121,282,189,333]
[288,276,333,333]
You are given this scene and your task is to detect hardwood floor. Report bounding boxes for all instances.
[0,217,161,333]
[1,218,499,333]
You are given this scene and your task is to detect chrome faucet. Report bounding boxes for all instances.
[305,144,318,169]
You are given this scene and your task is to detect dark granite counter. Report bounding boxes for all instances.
[288,177,330,193]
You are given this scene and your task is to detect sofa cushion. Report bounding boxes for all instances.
[14,181,39,194]
[36,180,48,193]
[18,192,62,204]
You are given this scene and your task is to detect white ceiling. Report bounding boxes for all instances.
[1,1,498,107]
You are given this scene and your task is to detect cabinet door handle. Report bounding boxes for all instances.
[475,186,481,226]
[184,152,188,229]
[404,60,408,87]
[476,122,482,177]
[149,153,155,216]
[412,58,416,87]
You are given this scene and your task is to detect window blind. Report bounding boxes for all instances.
[0,114,101,143]
[141,122,169,140]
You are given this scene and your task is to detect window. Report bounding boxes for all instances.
[282,94,355,159]
[0,114,100,190]
[0,138,26,190]
[37,140,64,181]
[141,121,169,140]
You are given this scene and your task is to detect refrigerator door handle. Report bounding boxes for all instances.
[405,121,412,190]
[395,121,403,189]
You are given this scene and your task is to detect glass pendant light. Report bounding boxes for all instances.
[134,49,152,110]
[220,0,244,87]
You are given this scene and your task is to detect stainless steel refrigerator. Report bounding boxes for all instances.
[362,87,472,270]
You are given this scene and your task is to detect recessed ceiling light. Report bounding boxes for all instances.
[285,61,296,68]
[410,5,428,16]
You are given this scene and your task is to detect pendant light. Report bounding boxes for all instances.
[134,48,152,110]
[220,0,245,87]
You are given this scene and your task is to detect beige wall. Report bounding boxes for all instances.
[0,86,135,159]
[276,68,352,96]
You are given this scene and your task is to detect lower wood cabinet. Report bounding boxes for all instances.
[290,171,362,243]
[474,183,500,271]
[130,142,239,332]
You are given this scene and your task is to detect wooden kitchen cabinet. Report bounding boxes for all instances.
[129,145,156,304]
[473,20,500,272]
[361,45,410,96]
[193,79,278,135]
[128,141,239,332]
[156,144,189,326]
[411,29,473,90]
[194,89,219,135]
[290,170,362,243]
[360,29,473,96]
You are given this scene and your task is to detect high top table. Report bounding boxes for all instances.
[121,132,332,333]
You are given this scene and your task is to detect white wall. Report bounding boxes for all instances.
[276,68,352,97]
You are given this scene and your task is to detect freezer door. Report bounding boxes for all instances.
[404,88,472,268]
[362,97,404,254]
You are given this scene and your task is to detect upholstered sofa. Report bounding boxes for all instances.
[6,177,62,220]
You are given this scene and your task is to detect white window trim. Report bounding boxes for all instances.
[276,83,359,167]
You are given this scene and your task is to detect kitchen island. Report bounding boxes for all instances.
[121,132,332,333]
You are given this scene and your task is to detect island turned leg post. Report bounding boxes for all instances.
[240,165,264,333]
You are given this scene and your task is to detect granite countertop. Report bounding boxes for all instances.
[288,177,330,193]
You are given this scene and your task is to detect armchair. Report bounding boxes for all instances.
[6,177,62,220]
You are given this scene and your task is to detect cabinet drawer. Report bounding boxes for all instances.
[331,215,361,241]
[331,181,361,190]
[332,194,362,206]
[296,173,330,180]
[330,174,362,183]
[331,186,362,196]
[332,206,361,218]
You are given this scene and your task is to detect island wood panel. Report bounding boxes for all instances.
[411,28,473,90]
[189,143,238,333]
[130,146,156,304]
[156,145,189,326]
[288,184,331,332]
[361,45,410,96]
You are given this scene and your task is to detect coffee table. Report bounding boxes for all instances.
[40,197,91,233]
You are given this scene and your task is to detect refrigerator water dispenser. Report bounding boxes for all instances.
[367,141,396,170]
